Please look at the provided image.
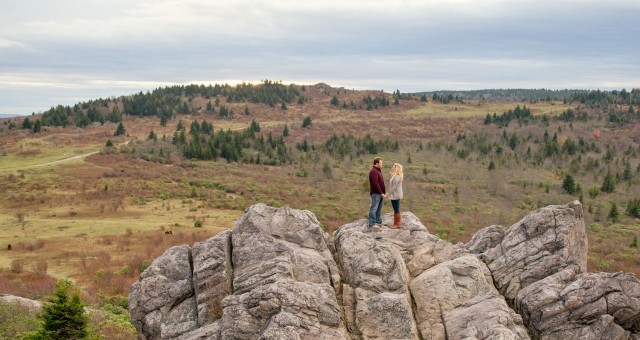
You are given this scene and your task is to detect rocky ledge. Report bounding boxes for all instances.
[129,201,640,339]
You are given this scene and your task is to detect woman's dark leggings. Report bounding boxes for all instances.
[391,199,400,214]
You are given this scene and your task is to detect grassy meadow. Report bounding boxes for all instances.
[0,84,639,337]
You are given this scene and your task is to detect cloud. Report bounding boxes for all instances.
[0,0,639,115]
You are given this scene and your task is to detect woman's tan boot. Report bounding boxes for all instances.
[390,213,401,229]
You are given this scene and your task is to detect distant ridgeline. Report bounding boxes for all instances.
[414,88,640,105]
[11,83,640,132]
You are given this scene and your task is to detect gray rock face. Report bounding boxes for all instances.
[130,201,640,340]
[468,200,640,339]
[0,294,43,312]
[129,245,195,339]
[192,230,232,325]
[130,203,347,339]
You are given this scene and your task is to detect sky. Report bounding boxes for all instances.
[1,0,639,116]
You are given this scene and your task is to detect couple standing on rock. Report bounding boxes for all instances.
[368,156,403,230]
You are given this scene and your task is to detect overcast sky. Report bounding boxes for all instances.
[1,0,639,116]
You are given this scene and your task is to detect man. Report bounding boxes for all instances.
[368,157,387,229]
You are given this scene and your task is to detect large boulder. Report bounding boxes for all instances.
[0,294,43,312]
[129,204,348,339]
[129,245,196,339]
[223,204,349,339]
[335,212,527,340]
[469,201,640,339]
[478,201,588,302]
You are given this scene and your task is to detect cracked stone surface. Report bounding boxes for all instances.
[129,202,640,340]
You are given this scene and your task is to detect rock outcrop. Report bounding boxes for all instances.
[0,294,43,312]
[466,201,640,339]
[130,201,640,339]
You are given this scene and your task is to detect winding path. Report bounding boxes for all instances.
[0,150,100,170]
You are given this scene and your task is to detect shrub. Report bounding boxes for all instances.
[33,261,48,276]
[0,300,41,339]
[194,219,203,228]
[10,259,24,274]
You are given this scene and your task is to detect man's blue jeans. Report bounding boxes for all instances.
[368,194,383,227]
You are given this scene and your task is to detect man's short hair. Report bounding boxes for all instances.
[373,157,383,165]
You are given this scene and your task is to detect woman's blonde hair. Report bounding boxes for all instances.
[390,163,403,181]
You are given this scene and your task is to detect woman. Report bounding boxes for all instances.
[388,163,403,229]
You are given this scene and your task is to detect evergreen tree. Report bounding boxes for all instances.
[484,113,491,125]
[302,116,312,128]
[105,139,114,147]
[623,162,633,181]
[160,115,169,127]
[22,117,32,130]
[249,119,261,133]
[114,122,126,136]
[331,96,339,106]
[33,119,42,133]
[189,120,201,135]
[626,198,640,218]
[601,170,616,193]
[488,160,495,171]
[282,124,289,137]
[281,102,287,110]
[508,132,519,150]
[25,280,88,340]
[148,130,157,141]
[108,105,122,123]
[562,174,576,194]
[608,201,620,223]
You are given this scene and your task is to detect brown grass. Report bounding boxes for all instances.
[1,85,639,301]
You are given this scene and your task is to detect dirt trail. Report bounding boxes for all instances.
[0,151,101,170]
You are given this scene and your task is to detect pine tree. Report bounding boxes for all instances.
[562,174,576,194]
[33,119,42,133]
[608,201,620,223]
[488,160,496,171]
[508,132,519,150]
[25,280,88,340]
[148,130,157,141]
[601,170,616,193]
[484,113,491,125]
[105,139,114,147]
[302,116,312,128]
[22,117,32,130]
[623,162,633,181]
[282,124,289,137]
[114,122,126,136]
